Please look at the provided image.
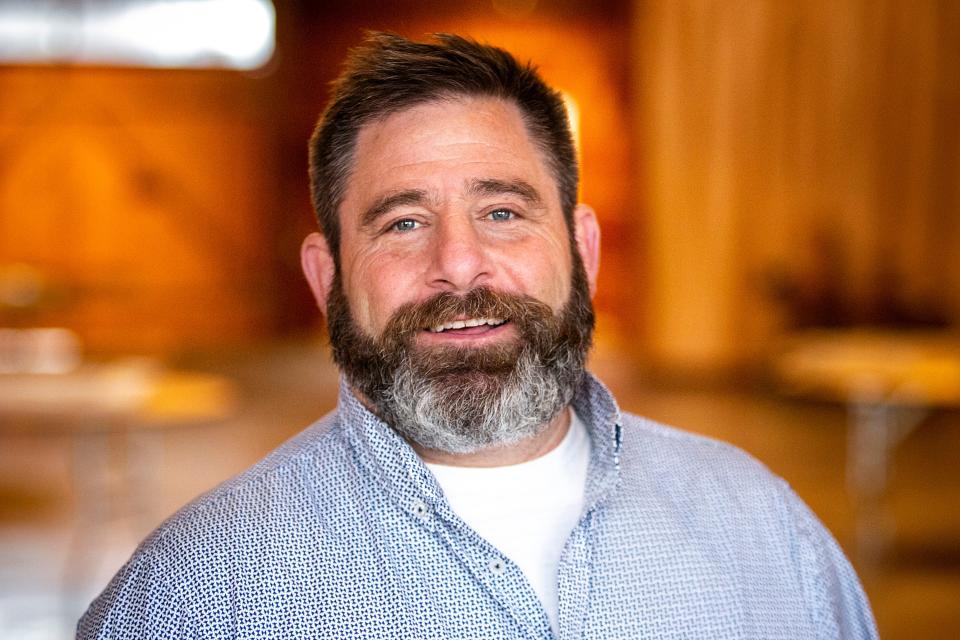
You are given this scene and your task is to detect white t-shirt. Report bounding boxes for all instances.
[425,409,591,632]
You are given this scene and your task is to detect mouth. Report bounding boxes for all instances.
[421,317,511,340]
[426,317,507,333]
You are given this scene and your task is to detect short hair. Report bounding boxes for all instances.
[308,32,579,265]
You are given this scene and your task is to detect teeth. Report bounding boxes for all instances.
[428,317,505,333]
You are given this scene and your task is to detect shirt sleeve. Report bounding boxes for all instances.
[76,544,197,640]
[781,481,879,640]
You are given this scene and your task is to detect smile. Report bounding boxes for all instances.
[426,317,507,333]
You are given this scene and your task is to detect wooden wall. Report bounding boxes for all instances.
[0,68,279,354]
[634,0,960,373]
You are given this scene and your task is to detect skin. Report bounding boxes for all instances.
[302,96,600,467]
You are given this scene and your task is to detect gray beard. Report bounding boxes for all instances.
[326,257,594,455]
[384,340,573,454]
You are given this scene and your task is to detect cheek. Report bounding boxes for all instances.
[503,232,572,308]
[542,262,573,308]
[343,249,422,332]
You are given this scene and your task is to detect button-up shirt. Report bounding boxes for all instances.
[79,374,878,639]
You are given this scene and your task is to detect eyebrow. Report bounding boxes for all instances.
[360,189,430,228]
[466,178,543,206]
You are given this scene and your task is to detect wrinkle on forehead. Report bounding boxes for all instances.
[352,97,547,167]
[343,98,558,220]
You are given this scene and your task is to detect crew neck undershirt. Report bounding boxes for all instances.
[425,409,591,633]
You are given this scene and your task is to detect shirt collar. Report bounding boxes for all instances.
[336,371,623,517]
[571,372,623,510]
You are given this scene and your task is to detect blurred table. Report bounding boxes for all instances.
[0,358,235,609]
[774,330,960,566]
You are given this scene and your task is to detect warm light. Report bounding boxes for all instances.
[561,91,581,153]
[491,0,538,19]
[0,0,275,69]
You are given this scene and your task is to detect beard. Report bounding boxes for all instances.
[326,256,595,455]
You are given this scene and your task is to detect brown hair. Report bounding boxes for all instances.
[308,32,579,265]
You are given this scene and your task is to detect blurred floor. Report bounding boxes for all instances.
[1,341,959,638]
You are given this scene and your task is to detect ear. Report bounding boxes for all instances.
[572,204,600,297]
[301,232,336,316]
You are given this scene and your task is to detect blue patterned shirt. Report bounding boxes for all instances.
[79,374,877,639]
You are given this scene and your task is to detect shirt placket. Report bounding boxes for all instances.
[556,510,594,640]
[434,506,556,640]
[555,407,622,640]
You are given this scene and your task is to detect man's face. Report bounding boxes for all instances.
[338,96,580,342]
[302,96,600,453]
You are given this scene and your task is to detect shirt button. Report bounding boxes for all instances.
[411,499,429,520]
[488,557,506,576]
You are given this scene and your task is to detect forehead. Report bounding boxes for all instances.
[341,96,559,212]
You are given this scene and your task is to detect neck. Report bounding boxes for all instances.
[412,406,572,468]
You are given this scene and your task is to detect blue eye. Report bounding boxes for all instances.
[489,208,515,221]
[392,219,419,232]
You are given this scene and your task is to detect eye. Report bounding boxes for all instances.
[391,218,420,233]
[488,208,516,222]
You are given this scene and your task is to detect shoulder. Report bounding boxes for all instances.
[610,413,878,637]
[156,410,352,539]
[78,409,359,638]
[157,407,365,551]
[616,411,784,497]
[611,411,805,562]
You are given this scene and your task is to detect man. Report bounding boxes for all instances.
[80,33,877,638]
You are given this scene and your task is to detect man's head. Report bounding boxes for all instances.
[308,32,579,267]
[302,33,600,455]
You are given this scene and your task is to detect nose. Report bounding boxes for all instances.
[425,215,492,292]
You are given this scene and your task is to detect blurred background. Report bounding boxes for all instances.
[1,0,958,637]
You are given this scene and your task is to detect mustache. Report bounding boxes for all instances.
[379,287,556,347]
